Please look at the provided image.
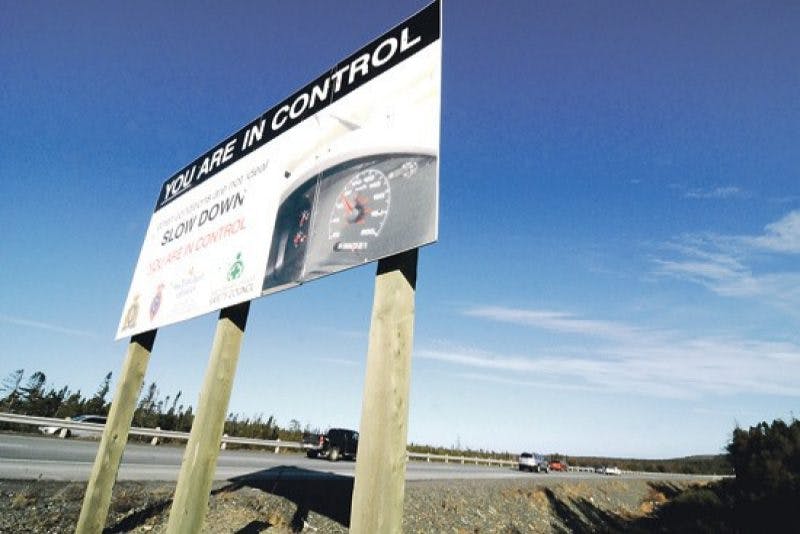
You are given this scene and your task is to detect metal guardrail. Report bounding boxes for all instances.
[1,413,518,466]
[406,451,515,467]
[0,412,302,451]
[4,413,683,474]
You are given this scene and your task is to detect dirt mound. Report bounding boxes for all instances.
[0,476,713,533]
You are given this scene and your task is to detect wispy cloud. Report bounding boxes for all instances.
[741,210,800,253]
[464,307,643,342]
[420,308,800,399]
[684,186,747,200]
[653,210,800,307]
[770,195,800,205]
[0,314,98,339]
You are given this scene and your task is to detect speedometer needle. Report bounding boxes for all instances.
[341,194,353,213]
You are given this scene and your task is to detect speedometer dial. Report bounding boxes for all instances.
[328,168,391,252]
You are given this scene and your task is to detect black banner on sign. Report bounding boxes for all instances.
[155,0,440,212]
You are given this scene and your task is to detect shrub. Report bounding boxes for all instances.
[726,418,800,529]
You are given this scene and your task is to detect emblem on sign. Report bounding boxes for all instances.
[227,253,244,281]
[150,284,165,321]
[123,295,140,330]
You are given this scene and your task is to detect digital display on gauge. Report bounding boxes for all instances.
[328,168,391,252]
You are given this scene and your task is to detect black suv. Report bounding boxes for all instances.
[305,428,359,462]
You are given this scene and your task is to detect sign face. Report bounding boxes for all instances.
[117,1,440,339]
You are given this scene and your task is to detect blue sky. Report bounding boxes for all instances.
[1,0,799,458]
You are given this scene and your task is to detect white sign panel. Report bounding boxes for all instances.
[117,1,441,339]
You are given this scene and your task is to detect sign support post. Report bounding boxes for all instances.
[75,330,157,534]
[350,248,418,534]
[165,301,250,534]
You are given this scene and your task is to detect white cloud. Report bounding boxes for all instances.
[464,306,642,342]
[419,312,800,400]
[742,211,800,253]
[684,186,747,200]
[654,210,800,306]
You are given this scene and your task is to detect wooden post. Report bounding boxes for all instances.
[166,301,250,534]
[75,330,157,534]
[350,249,418,534]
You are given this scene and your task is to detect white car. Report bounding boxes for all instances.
[518,452,549,473]
[604,466,622,476]
[39,415,106,438]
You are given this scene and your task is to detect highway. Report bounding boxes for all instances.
[0,434,524,481]
[0,434,710,483]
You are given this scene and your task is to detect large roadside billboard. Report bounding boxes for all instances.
[117,1,441,339]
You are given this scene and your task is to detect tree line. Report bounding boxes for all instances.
[8,367,788,484]
[0,369,314,442]
[564,453,732,475]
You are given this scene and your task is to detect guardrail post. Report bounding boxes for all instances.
[76,330,157,534]
[151,427,160,446]
[220,434,228,450]
[166,302,249,534]
[59,417,71,439]
[350,249,417,534]
[274,438,281,454]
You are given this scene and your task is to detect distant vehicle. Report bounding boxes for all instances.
[594,466,606,474]
[304,428,359,462]
[39,415,107,438]
[518,452,549,473]
[548,460,567,472]
[604,466,622,476]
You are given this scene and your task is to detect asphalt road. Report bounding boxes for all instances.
[0,433,710,483]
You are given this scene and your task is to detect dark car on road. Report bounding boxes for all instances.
[305,428,359,462]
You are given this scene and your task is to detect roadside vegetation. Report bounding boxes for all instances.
[0,368,733,472]
[0,368,307,443]
[622,417,800,532]
[565,454,732,476]
[2,368,799,530]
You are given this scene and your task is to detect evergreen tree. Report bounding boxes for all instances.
[0,369,25,411]
[84,372,112,415]
[726,418,800,530]
[54,388,82,418]
[19,371,47,414]
[134,382,159,428]
[168,391,181,416]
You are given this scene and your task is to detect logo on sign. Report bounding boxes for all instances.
[227,253,244,281]
[150,284,165,321]
[123,295,140,330]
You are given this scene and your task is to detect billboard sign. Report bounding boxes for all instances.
[117,1,440,339]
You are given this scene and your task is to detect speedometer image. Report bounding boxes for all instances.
[262,152,436,294]
[328,168,391,251]
[304,153,436,279]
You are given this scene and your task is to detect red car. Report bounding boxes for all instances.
[548,460,567,472]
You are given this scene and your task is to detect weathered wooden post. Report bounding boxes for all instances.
[75,330,157,534]
[350,249,418,533]
[165,301,249,534]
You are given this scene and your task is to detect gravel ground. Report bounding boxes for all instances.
[0,475,711,533]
